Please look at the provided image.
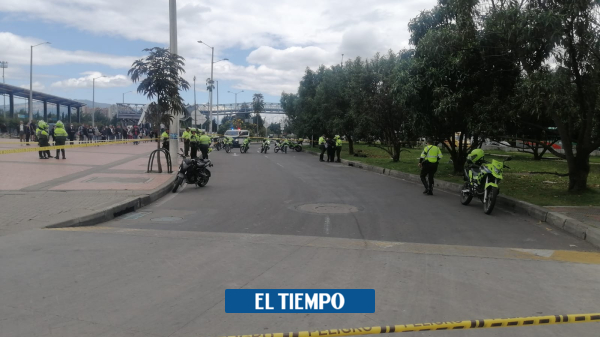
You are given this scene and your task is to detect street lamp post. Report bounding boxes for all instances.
[92,75,106,127]
[228,90,243,121]
[197,40,228,134]
[0,61,7,119]
[29,42,50,122]
[122,90,132,104]
[216,80,219,128]
[193,76,197,128]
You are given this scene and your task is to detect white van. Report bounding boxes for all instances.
[224,129,250,147]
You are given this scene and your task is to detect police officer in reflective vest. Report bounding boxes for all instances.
[318,134,326,162]
[182,127,191,157]
[189,128,199,159]
[161,129,169,150]
[53,121,68,159]
[419,139,443,195]
[334,135,342,163]
[198,131,211,160]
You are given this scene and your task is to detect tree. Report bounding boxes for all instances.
[128,47,190,173]
[268,122,281,135]
[252,93,266,135]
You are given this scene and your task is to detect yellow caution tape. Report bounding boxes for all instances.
[220,313,600,337]
[0,138,160,155]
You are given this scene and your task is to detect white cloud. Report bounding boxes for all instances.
[51,72,130,89]
[0,32,136,69]
[0,0,438,95]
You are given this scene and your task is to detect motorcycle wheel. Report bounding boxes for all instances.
[483,187,499,215]
[225,146,230,153]
[274,148,279,153]
[295,145,303,152]
[460,182,473,205]
[240,146,244,154]
[198,174,209,187]
[172,176,183,193]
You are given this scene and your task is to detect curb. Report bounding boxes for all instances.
[306,150,600,249]
[45,176,174,229]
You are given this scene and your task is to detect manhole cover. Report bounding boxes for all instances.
[295,203,360,214]
[151,217,183,222]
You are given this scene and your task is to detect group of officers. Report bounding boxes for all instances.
[35,120,69,159]
[173,127,212,159]
[318,134,343,163]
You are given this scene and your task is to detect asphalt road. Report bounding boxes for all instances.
[1,145,599,337]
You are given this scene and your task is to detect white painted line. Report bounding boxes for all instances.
[277,163,284,168]
[324,216,331,235]
[265,155,269,158]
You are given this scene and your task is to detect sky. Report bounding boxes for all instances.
[0,0,437,109]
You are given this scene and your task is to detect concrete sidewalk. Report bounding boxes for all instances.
[0,140,174,236]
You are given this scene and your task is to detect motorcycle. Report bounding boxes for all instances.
[288,142,303,152]
[273,141,283,153]
[460,156,511,214]
[172,149,213,193]
[224,142,231,153]
[240,142,250,153]
[261,141,270,153]
[214,138,222,151]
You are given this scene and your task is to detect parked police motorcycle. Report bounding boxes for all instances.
[460,149,511,215]
[288,141,303,152]
[260,140,270,153]
[172,149,213,193]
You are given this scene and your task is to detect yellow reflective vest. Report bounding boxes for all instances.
[161,132,169,140]
[182,131,191,141]
[420,145,443,163]
[335,138,342,147]
[318,137,325,145]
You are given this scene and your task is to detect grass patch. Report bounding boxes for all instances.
[306,144,600,206]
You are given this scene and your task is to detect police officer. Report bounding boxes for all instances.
[198,131,211,159]
[53,121,68,159]
[36,121,51,159]
[161,129,169,150]
[419,138,443,195]
[189,128,199,159]
[334,135,342,163]
[318,134,326,162]
[182,127,191,157]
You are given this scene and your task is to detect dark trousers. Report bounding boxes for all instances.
[162,140,169,150]
[25,133,30,143]
[326,147,335,162]
[319,145,326,161]
[420,161,438,191]
[190,144,198,159]
[199,144,209,159]
[184,140,190,156]
[335,146,342,162]
[55,141,66,158]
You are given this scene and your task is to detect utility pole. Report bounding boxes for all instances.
[169,0,180,157]
[216,80,219,129]
[29,42,50,122]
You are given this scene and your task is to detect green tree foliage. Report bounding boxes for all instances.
[283,0,600,190]
[128,47,189,172]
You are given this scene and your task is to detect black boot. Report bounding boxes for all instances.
[427,188,433,196]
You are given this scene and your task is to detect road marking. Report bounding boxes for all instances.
[265,155,269,158]
[277,163,284,168]
[324,216,331,235]
[233,153,239,157]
